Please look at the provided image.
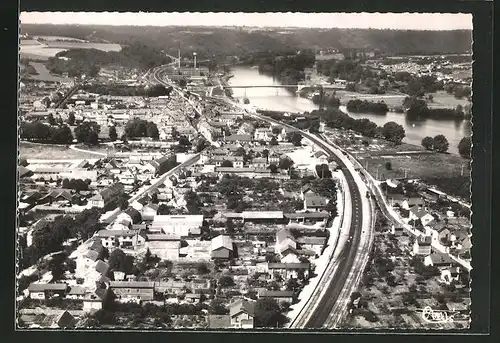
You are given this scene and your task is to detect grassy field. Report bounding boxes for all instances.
[360,152,469,182]
[28,62,66,82]
[19,39,122,60]
[334,90,407,108]
[19,142,100,160]
[428,91,470,109]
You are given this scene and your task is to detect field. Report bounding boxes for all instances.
[19,38,122,60]
[428,91,470,109]
[19,142,101,160]
[334,90,407,108]
[27,62,66,82]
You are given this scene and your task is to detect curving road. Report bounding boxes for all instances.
[250,115,366,328]
[151,65,373,328]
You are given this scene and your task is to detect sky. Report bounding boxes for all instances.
[20,12,473,30]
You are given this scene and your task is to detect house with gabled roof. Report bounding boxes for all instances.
[258,290,294,304]
[409,207,435,226]
[304,194,328,212]
[229,299,255,328]
[211,235,233,260]
[413,235,432,256]
[89,183,124,208]
[267,262,310,280]
[28,283,69,300]
[424,252,455,268]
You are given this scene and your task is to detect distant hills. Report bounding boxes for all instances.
[20,24,472,59]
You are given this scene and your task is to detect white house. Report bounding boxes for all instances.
[151,214,204,236]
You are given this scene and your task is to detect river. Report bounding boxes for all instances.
[228,66,471,155]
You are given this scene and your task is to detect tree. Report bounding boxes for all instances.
[218,275,235,288]
[289,132,302,147]
[196,263,210,275]
[433,134,449,153]
[221,160,234,168]
[382,122,405,144]
[270,137,278,146]
[254,298,286,328]
[268,164,278,174]
[421,136,434,150]
[178,78,188,88]
[196,138,209,152]
[108,249,134,274]
[109,126,118,141]
[74,121,100,146]
[278,157,294,170]
[158,204,171,215]
[47,113,56,125]
[19,158,28,167]
[146,122,159,140]
[385,161,392,170]
[458,136,471,158]
[209,298,229,315]
[67,112,75,126]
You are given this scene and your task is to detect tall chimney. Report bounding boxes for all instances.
[178,42,181,69]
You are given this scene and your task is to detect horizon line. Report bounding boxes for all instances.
[19,23,472,32]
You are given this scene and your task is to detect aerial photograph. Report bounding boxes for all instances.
[16,12,472,330]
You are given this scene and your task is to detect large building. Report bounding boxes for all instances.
[151,214,204,236]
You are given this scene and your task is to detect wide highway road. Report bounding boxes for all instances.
[151,66,369,327]
[251,113,365,328]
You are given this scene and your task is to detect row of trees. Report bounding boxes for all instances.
[346,99,389,114]
[421,135,450,153]
[82,83,173,97]
[20,122,73,144]
[46,42,171,77]
[20,208,103,269]
[124,118,159,139]
[403,96,469,120]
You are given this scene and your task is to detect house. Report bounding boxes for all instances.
[391,225,405,236]
[95,229,145,250]
[83,288,109,312]
[312,150,328,164]
[258,290,294,304]
[440,266,461,284]
[241,211,285,223]
[229,299,255,328]
[190,278,212,293]
[38,189,73,204]
[19,310,75,328]
[225,134,253,143]
[154,280,186,297]
[402,197,425,210]
[250,157,268,169]
[296,236,326,256]
[151,215,204,236]
[275,228,297,254]
[267,262,310,280]
[304,194,328,212]
[184,293,202,303]
[280,247,301,263]
[424,252,455,268]
[145,234,181,261]
[300,185,317,200]
[141,203,159,221]
[409,207,435,226]
[66,285,86,300]
[212,155,244,168]
[285,212,330,226]
[89,183,124,208]
[28,283,68,300]
[254,128,273,142]
[109,281,155,301]
[211,235,233,260]
[413,235,432,256]
[450,230,472,253]
[387,194,407,208]
[433,226,452,245]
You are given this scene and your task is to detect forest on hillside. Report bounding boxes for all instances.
[20,24,472,60]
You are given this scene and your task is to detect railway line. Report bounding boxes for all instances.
[251,114,368,328]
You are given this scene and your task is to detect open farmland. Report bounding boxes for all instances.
[427,91,471,109]
[19,142,102,160]
[19,39,122,60]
